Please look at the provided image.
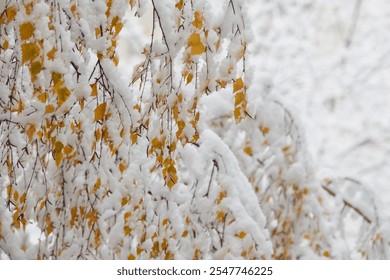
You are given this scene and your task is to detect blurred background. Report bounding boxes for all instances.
[117,0,390,223]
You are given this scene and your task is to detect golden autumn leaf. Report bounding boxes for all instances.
[55,152,63,167]
[90,178,102,194]
[20,22,35,40]
[25,2,34,15]
[54,141,64,153]
[2,40,9,50]
[64,145,74,156]
[45,104,55,114]
[128,254,136,260]
[235,92,245,106]
[26,124,36,141]
[115,22,123,34]
[91,83,98,97]
[175,0,184,10]
[6,6,17,23]
[70,4,77,15]
[188,33,205,55]
[57,86,71,106]
[131,132,138,145]
[236,231,247,239]
[243,145,253,156]
[124,226,132,236]
[30,61,42,76]
[192,11,203,29]
[37,92,47,103]
[233,77,244,92]
[234,107,242,122]
[20,193,27,203]
[21,42,40,64]
[47,47,56,60]
[119,161,127,173]
[94,102,107,122]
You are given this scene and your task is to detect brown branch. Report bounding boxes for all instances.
[322,183,371,224]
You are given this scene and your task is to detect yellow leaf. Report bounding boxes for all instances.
[57,87,71,106]
[188,33,205,55]
[25,2,34,15]
[216,191,227,205]
[235,92,245,106]
[47,47,56,60]
[70,4,77,15]
[261,126,270,134]
[94,102,107,122]
[6,6,17,23]
[20,193,27,203]
[90,178,102,194]
[115,22,123,34]
[124,211,131,221]
[151,137,162,150]
[121,197,129,207]
[38,92,47,103]
[216,211,225,221]
[21,42,40,64]
[64,145,74,156]
[236,231,247,239]
[91,83,98,97]
[128,254,136,260]
[54,141,64,153]
[323,251,330,258]
[175,0,184,10]
[119,161,127,173]
[233,78,244,92]
[192,11,203,29]
[51,72,62,87]
[30,61,42,76]
[131,132,138,145]
[26,124,36,141]
[2,40,9,50]
[45,215,53,235]
[20,22,35,40]
[13,190,19,202]
[124,226,132,236]
[55,152,63,167]
[45,104,55,114]
[234,107,241,121]
[243,146,253,156]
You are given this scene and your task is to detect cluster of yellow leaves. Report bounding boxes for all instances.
[162,158,178,189]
